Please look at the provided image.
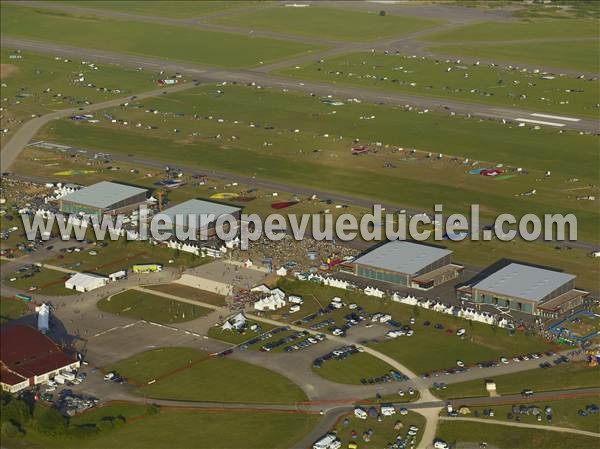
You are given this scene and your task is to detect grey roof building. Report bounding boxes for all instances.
[466,263,587,317]
[59,181,148,216]
[161,199,242,237]
[352,241,462,290]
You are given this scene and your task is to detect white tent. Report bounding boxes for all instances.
[65,272,108,292]
[222,313,247,331]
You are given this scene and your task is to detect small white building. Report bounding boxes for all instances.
[65,272,108,292]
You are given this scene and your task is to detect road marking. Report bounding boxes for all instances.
[531,113,581,122]
[515,118,565,127]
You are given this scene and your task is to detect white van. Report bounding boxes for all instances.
[354,407,368,420]
[381,405,396,416]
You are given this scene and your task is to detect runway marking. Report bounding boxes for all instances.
[531,113,581,122]
[515,118,565,127]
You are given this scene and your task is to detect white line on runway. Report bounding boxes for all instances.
[531,113,581,122]
[515,118,565,127]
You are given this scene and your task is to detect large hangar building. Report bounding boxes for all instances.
[351,240,463,290]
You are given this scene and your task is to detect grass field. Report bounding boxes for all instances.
[1,48,163,148]
[279,279,553,374]
[427,40,600,73]
[423,19,599,42]
[312,352,396,385]
[107,347,207,384]
[464,397,600,433]
[61,1,251,18]
[0,3,322,69]
[279,51,599,117]
[97,289,210,324]
[435,361,600,399]
[146,283,226,306]
[5,267,71,296]
[32,84,600,242]
[0,296,28,323]
[436,419,598,449]
[110,347,307,404]
[211,5,442,41]
[333,412,426,449]
[18,403,318,449]
[47,239,206,275]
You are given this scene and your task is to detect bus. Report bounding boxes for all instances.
[15,294,32,303]
[132,264,163,274]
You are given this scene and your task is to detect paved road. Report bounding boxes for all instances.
[2,37,598,136]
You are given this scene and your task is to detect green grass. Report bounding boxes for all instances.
[436,361,600,400]
[0,3,322,69]
[211,6,442,41]
[279,279,552,374]
[22,403,318,449]
[423,19,600,42]
[48,239,206,275]
[97,289,210,324]
[34,84,600,241]
[436,420,598,449]
[131,349,307,404]
[145,283,225,307]
[312,352,397,385]
[334,412,426,448]
[5,267,71,296]
[464,397,600,433]
[279,51,599,117]
[61,1,250,18]
[0,47,163,148]
[106,347,207,384]
[427,40,600,73]
[0,296,28,323]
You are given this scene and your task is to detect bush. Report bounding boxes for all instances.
[1,398,31,427]
[1,421,24,438]
[33,403,67,436]
[68,424,99,439]
[379,10,386,16]
[146,404,160,416]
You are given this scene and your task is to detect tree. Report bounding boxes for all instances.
[1,397,31,428]
[1,421,23,438]
[33,403,67,436]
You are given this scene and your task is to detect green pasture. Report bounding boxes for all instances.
[427,40,600,73]
[279,51,599,117]
[32,84,599,241]
[61,1,251,18]
[436,361,600,399]
[436,420,598,449]
[97,289,210,324]
[211,5,442,41]
[128,348,307,404]
[465,397,600,433]
[1,3,322,69]
[17,402,318,449]
[423,19,599,42]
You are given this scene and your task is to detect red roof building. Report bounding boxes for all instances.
[1,325,79,393]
